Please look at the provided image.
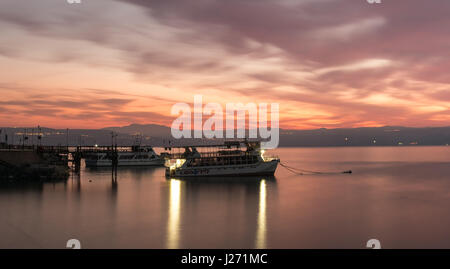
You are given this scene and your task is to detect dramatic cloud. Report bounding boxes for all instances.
[0,0,449,129]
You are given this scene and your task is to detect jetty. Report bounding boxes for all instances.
[0,143,161,181]
[0,144,70,181]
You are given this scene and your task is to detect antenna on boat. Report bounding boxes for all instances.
[133,134,142,146]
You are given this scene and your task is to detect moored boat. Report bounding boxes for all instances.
[164,140,279,177]
[84,145,164,167]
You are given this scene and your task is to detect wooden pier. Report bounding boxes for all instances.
[0,145,70,180]
[0,144,138,180]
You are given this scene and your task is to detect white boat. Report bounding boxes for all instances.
[165,141,279,177]
[84,146,164,167]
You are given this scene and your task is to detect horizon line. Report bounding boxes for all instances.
[1,124,450,131]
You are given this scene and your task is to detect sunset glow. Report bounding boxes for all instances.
[0,0,449,129]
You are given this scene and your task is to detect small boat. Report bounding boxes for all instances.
[84,145,164,167]
[164,140,279,177]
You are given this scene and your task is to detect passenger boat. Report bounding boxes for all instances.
[164,140,279,177]
[84,145,164,167]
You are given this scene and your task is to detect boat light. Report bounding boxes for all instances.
[168,159,186,170]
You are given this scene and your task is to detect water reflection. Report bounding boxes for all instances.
[167,179,182,249]
[2,147,450,248]
[255,179,266,249]
[72,172,81,193]
[165,176,276,249]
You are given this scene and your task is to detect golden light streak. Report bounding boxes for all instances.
[255,179,267,249]
[167,179,181,249]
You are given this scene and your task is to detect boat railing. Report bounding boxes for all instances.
[0,145,69,153]
[167,151,257,159]
[75,146,141,153]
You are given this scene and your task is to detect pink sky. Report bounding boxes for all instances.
[0,0,449,129]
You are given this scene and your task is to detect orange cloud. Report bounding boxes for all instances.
[0,0,449,129]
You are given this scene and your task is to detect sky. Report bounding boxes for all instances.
[0,0,449,130]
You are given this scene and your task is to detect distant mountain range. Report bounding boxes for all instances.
[102,123,170,138]
[278,126,450,147]
[105,124,450,147]
[1,124,449,147]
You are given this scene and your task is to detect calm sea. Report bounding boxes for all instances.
[0,146,449,249]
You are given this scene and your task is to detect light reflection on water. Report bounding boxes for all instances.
[167,179,181,249]
[0,146,449,248]
[165,177,270,249]
[255,180,266,249]
[163,176,273,249]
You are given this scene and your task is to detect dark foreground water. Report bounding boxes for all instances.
[0,146,449,249]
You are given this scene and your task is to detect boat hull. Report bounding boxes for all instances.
[85,159,164,167]
[166,159,279,177]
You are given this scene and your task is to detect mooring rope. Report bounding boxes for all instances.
[279,162,352,175]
